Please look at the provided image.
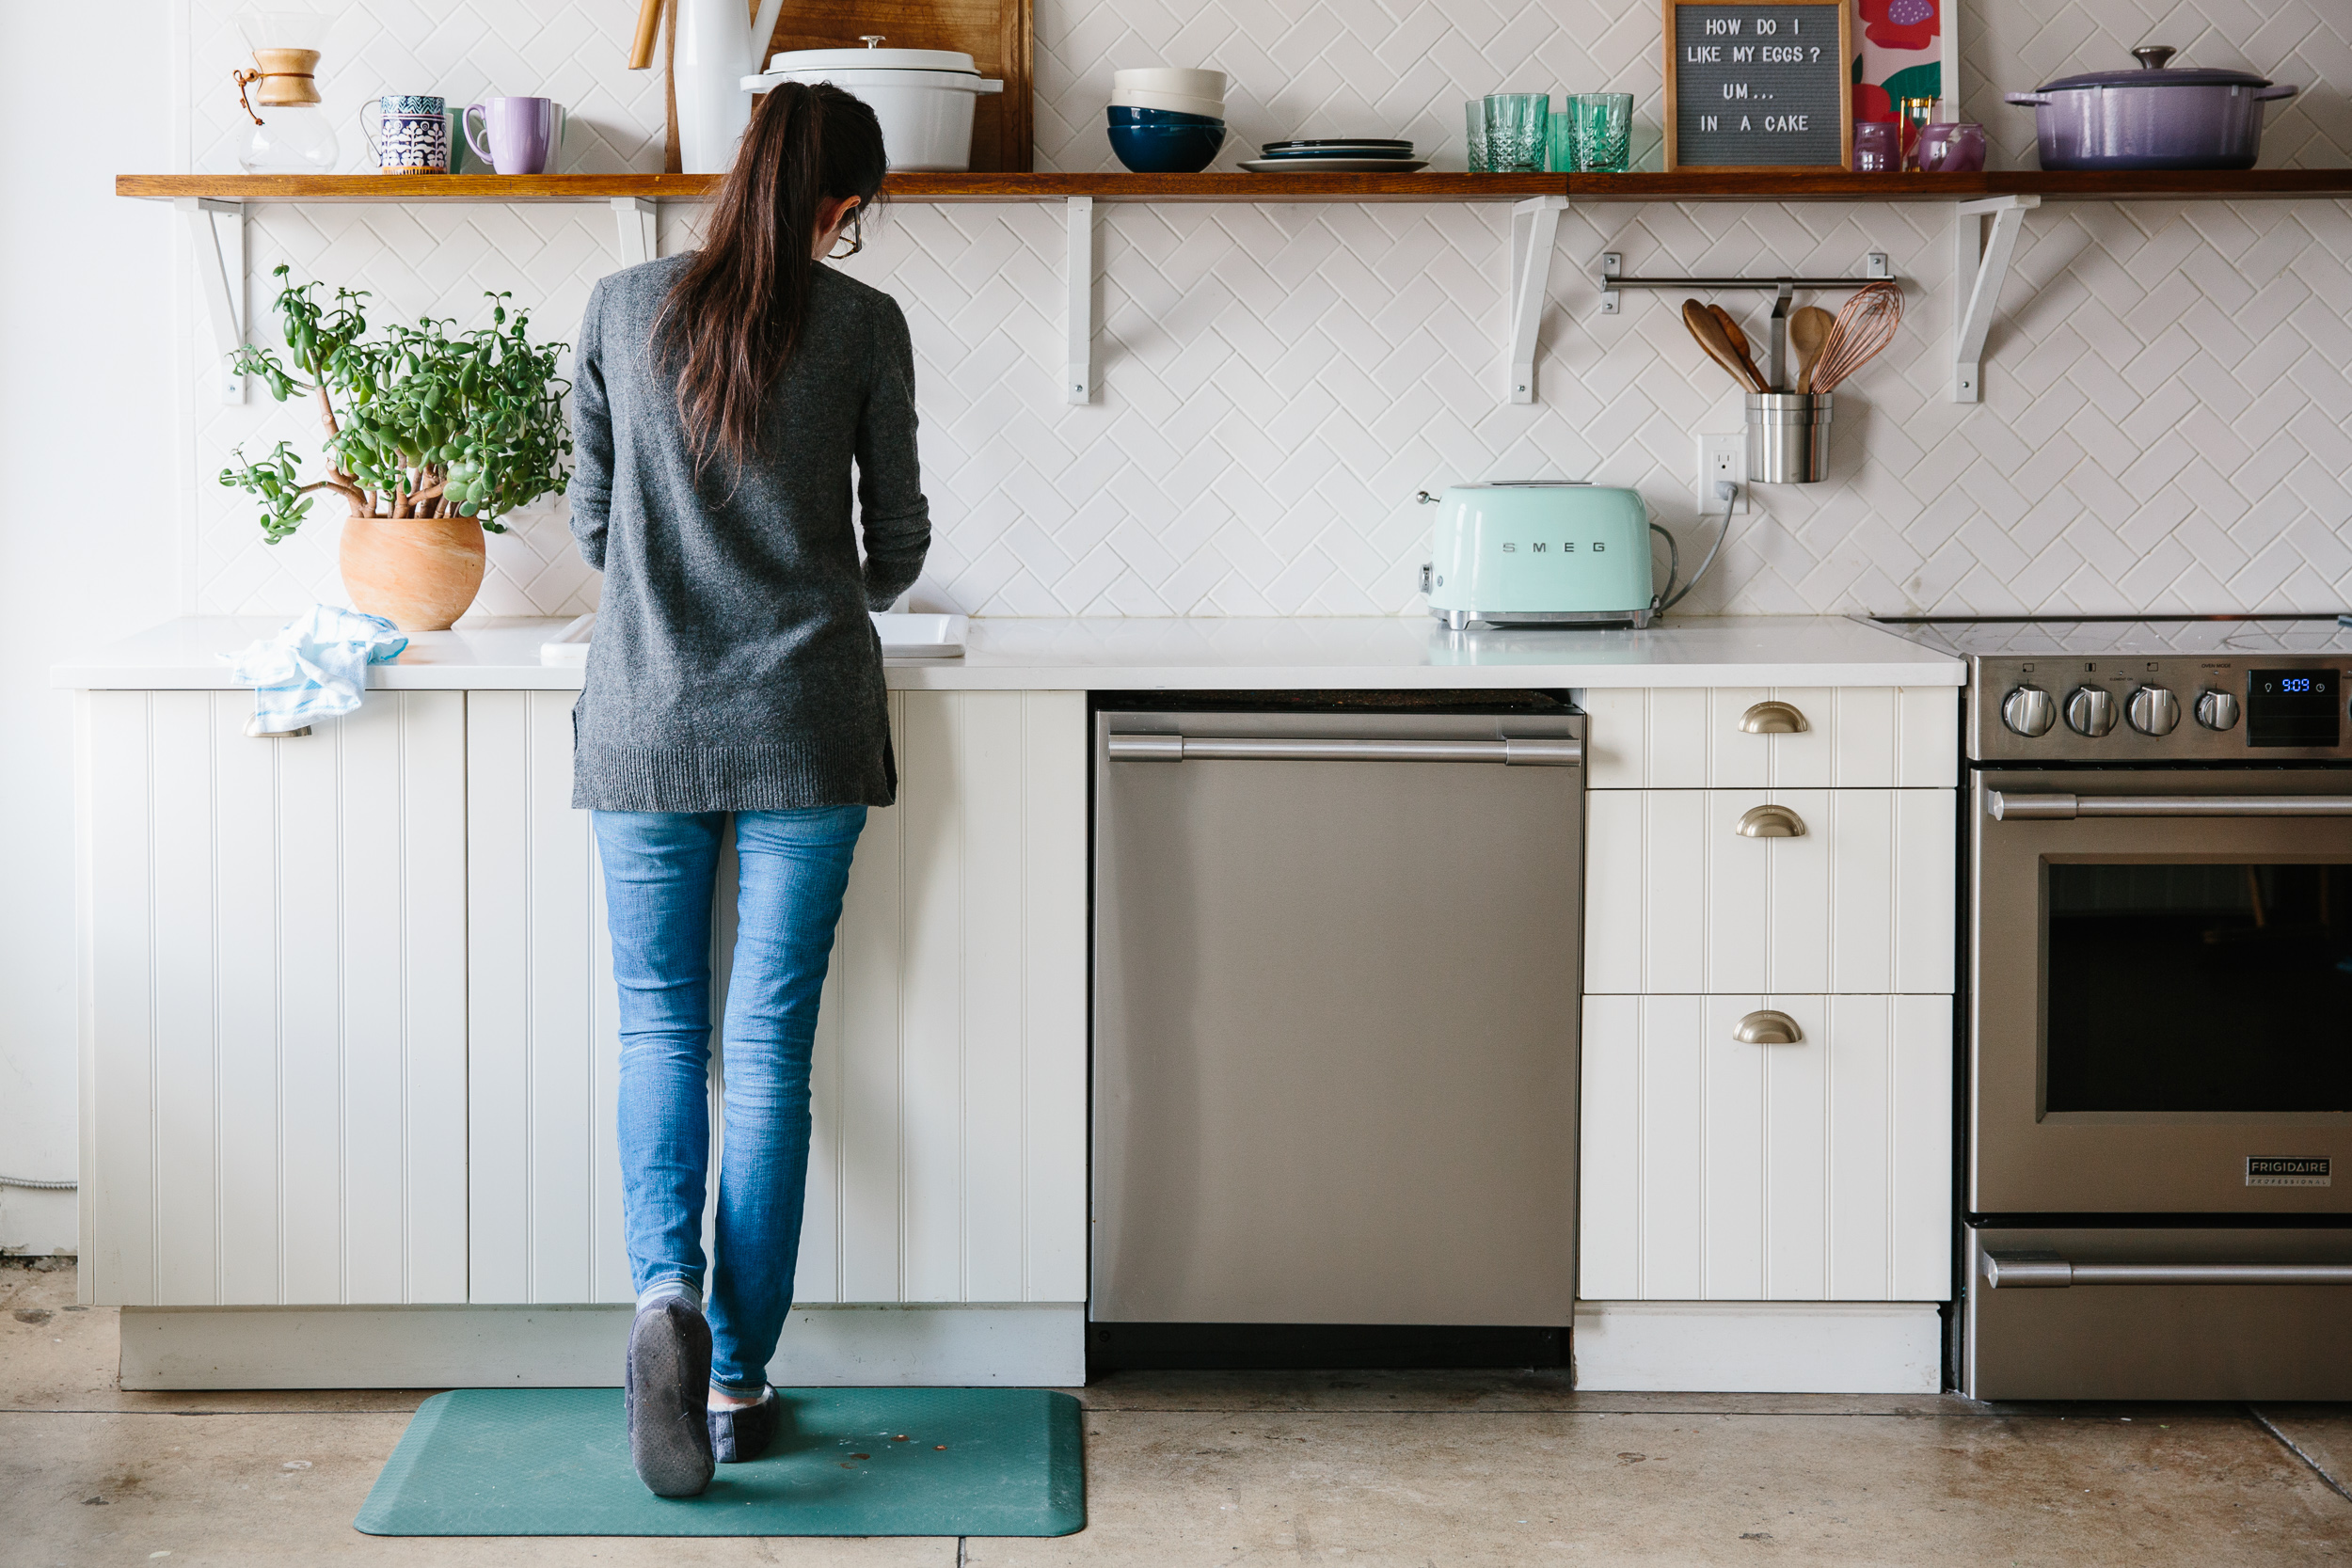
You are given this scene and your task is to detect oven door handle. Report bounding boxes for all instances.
[1987,791,2352,820]
[1984,1251,2352,1288]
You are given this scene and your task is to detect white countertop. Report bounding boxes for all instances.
[52,614,1963,691]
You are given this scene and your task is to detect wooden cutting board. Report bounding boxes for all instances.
[668,0,1034,173]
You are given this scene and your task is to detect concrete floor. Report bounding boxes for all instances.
[7,1262,2351,1566]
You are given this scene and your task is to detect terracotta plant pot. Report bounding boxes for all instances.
[339,514,486,631]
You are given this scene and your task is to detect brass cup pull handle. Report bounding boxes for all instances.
[244,716,312,738]
[1735,803,1806,838]
[1739,700,1809,734]
[1734,1009,1804,1045]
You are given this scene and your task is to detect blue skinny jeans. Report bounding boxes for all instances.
[593,805,866,1393]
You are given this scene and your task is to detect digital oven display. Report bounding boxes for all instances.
[2247,668,2342,748]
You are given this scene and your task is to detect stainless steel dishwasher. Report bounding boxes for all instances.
[1092,692,1583,1329]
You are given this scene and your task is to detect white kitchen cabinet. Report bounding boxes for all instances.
[83,687,1088,1318]
[1584,786,1957,995]
[1579,993,1952,1302]
[77,691,469,1307]
[1580,687,1958,790]
[463,689,1089,1308]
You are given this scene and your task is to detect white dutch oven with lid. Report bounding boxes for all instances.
[745,39,1004,171]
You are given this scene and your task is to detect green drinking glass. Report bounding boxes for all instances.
[1464,100,1487,173]
[1546,105,1577,173]
[1569,92,1632,173]
[1482,93,1549,175]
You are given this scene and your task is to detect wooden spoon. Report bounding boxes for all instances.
[1708,305,1768,390]
[1788,305,1835,394]
[628,0,665,70]
[1682,299,1767,393]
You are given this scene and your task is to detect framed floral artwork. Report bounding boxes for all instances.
[1852,0,1959,125]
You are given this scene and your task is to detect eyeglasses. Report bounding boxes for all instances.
[827,210,866,260]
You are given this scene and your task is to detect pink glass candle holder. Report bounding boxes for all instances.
[1853,121,1899,172]
[1917,121,1987,173]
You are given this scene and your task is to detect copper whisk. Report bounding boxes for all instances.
[1804,281,1903,394]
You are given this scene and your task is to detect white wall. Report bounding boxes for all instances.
[0,1,180,1252]
[170,0,2352,622]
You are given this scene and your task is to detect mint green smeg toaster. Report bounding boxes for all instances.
[1419,482,1657,629]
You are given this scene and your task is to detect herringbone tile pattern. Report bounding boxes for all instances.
[183,0,2352,620]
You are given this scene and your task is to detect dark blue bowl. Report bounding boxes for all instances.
[1106,104,1225,128]
[1107,121,1227,174]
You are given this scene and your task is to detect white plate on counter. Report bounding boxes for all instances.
[540,611,968,665]
[1237,157,1430,172]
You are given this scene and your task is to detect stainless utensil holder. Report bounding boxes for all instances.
[1746,392,1831,483]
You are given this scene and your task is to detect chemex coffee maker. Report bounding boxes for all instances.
[232,8,341,174]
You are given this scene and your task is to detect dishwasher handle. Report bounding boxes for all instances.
[1984,1250,2352,1289]
[1106,733,1583,767]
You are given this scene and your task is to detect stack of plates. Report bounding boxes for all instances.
[1239,137,1426,173]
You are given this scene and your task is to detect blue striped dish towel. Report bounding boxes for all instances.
[225,606,409,735]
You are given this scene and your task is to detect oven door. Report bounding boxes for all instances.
[1972,768,2352,1215]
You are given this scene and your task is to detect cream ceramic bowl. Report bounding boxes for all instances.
[1107,87,1227,118]
[1112,67,1228,99]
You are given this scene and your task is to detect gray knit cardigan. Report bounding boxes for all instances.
[566,256,931,812]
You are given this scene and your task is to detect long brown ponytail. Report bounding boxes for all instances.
[654,82,888,477]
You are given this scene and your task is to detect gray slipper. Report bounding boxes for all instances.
[626,1298,715,1497]
[708,1386,783,1464]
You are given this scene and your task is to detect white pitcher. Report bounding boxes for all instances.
[673,0,788,173]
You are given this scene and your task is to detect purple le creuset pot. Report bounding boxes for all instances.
[2005,45,2296,170]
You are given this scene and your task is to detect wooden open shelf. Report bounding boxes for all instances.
[117,168,2352,206]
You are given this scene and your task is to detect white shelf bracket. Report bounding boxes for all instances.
[1508,195,1568,404]
[612,197,659,267]
[178,197,246,404]
[1065,197,1094,404]
[1951,194,2037,403]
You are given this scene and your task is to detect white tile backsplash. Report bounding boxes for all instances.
[183,0,2352,619]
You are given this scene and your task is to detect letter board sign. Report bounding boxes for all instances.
[1664,0,1853,171]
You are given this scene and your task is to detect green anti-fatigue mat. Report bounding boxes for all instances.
[354,1386,1084,1537]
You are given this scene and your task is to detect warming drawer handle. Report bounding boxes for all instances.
[1106,734,1582,767]
[1988,791,2352,820]
[1983,1251,2352,1289]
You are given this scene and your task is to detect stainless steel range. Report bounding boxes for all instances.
[1873,614,2352,1401]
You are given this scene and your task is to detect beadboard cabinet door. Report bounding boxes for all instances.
[465,689,1088,1308]
[1579,993,1952,1302]
[1584,787,1956,995]
[78,691,469,1307]
[1580,687,1959,790]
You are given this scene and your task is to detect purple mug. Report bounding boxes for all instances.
[463,96,558,175]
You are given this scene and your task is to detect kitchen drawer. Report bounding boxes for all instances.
[1581,687,1958,790]
[1580,993,1952,1303]
[1584,787,1956,995]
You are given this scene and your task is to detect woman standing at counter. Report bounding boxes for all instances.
[565,82,930,1498]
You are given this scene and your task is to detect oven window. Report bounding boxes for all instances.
[2046,863,2352,1112]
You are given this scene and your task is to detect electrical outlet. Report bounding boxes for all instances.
[1698,433,1750,512]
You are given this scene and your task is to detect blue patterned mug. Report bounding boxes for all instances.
[361,94,451,172]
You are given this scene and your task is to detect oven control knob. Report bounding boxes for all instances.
[2001,685,2056,737]
[2065,685,2118,737]
[2196,689,2241,732]
[2126,685,2180,736]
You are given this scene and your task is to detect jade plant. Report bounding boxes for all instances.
[220,264,571,542]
